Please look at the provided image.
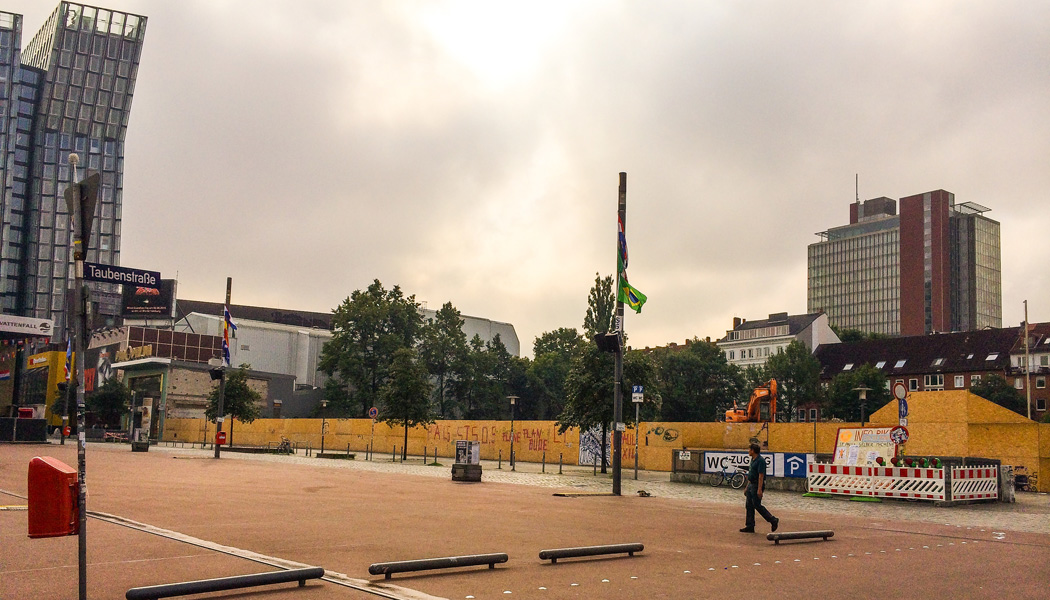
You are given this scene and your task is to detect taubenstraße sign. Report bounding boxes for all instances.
[84,262,160,287]
[0,314,54,338]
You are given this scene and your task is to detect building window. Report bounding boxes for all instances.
[875,361,886,369]
[971,374,981,385]
[1041,355,1048,367]
[986,353,999,361]
[1039,396,1047,411]
[1038,377,1046,389]
[809,408,818,422]
[728,350,735,360]
[843,363,853,371]
[924,374,944,390]
[895,359,907,368]
[932,358,944,366]
[798,408,807,422]
[909,378,918,391]
[954,375,964,388]
[1015,378,1024,390]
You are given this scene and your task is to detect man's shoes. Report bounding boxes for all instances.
[739,527,755,533]
[771,518,780,533]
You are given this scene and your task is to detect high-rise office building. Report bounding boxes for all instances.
[808,190,1001,337]
[0,3,146,334]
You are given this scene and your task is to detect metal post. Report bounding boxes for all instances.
[612,172,627,496]
[542,451,546,473]
[498,449,502,469]
[320,399,327,455]
[392,445,396,462]
[65,153,89,600]
[214,278,231,459]
[508,396,518,471]
[634,403,640,480]
[1024,300,1032,420]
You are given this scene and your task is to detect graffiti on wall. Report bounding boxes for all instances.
[427,422,566,451]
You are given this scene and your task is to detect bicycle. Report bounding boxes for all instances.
[1014,466,1038,492]
[710,466,748,489]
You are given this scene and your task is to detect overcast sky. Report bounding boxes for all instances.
[12,1,1050,356]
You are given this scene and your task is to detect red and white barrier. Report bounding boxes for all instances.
[949,466,998,501]
[807,463,946,502]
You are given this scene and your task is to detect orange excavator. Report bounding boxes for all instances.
[724,379,777,423]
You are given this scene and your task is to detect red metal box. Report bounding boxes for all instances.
[27,456,79,538]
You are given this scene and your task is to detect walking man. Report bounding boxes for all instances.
[740,442,779,533]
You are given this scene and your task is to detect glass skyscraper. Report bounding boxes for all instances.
[808,191,1001,337]
[0,3,146,334]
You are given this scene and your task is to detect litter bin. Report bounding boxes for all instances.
[452,440,482,482]
[17,407,34,419]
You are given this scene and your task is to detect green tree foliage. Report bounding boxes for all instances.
[582,273,615,338]
[528,328,583,420]
[419,302,469,418]
[86,377,130,427]
[830,324,888,343]
[764,340,823,421]
[970,374,1027,416]
[654,339,743,422]
[825,364,890,421]
[451,335,497,418]
[205,364,262,424]
[558,345,657,471]
[319,280,424,417]
[379,348,434,460]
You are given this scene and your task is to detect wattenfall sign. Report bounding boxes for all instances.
[0,314,54,338]
[84,262,160,288]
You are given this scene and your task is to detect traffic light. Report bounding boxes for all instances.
[594,332,621,354]
[63,170,100,254]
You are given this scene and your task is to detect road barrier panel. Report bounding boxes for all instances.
[949,466,999,501]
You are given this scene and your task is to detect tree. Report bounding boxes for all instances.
[559,345,656,472]
[655,339,743,421]
[205,364,262,446]
[825,364,890,421]
[971,374,1027,416]
[379,348,434,460]
[529,328,583,419]
[830,324,888,343]
[451,335,496,418]
[318,280,424,417]
[582,273,615,338]
[86,377,130,427]
[764,340,823,421]
[419,302,469,418]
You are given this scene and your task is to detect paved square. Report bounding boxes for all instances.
[2,443,1047,599]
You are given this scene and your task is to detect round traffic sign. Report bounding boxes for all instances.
[368,406,379,419]
[889,425,909,444]
[892,382,908,401]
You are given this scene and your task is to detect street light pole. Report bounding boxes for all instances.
[507,396,518,471]
[854,386,872,427]
[320,398,328,455]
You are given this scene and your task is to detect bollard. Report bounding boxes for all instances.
[593,455,597,476]
[347,443,351,456]
[392,445,397,462]
[424,447,428,464]
[559,453,563,474]
[542,451,546,473]
[498,449,502,470]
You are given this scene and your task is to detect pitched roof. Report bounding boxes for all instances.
[813,327,1025,378]
[717,312,824,343]
[176,299,333,330]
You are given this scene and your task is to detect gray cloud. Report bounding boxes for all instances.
[10,0,1049,353]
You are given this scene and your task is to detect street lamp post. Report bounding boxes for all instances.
[854,386,872,426]
[320,398,328,455]
[507,396,518,471]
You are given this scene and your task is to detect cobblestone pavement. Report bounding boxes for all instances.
[145,442,1050,535]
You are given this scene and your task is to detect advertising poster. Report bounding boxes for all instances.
[121,279,175,317]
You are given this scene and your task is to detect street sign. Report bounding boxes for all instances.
[615,422,626,432]
[368,406,379,419]
[631,385,644,403]
[889,425,909,445]
[892,382,907,401]
[84,262,160,287]
[898,396,909,419]
[899,417,908,427]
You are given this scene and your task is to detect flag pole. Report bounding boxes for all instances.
[214,277,231,458]
[612,172,626,496]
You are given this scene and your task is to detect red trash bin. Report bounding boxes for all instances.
[17,407,33,419]
[27,456,79,538]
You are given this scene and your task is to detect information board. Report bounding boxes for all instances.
[833,427,897,467]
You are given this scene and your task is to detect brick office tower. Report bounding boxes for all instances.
[809,190,1001,337]
[0,4,147,334]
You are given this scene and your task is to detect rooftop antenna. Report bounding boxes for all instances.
[855,173,859,203]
